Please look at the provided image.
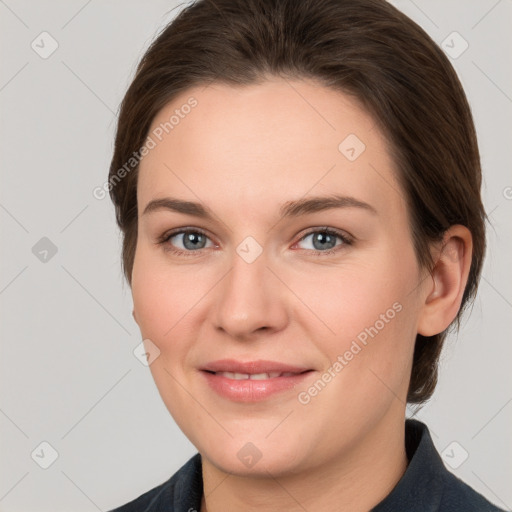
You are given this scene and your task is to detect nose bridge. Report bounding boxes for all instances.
[213,246,288,337]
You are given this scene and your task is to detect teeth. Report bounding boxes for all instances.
[224,372,249,380]
[250,372,272,380]
[215,371,294,380]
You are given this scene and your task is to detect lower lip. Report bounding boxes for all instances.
[201,371,313,402]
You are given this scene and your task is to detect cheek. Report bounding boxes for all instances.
[131,251,206,425]
[131,248,205,348]
[290,253,415,343]
[290,246,420,389]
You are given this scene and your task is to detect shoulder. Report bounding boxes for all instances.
[107,453,203,512]
[372,419,506,512]
[439,466,506,511]
[407,419,506,512]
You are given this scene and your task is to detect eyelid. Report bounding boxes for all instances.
[292,226,354,252]
[157,226,212,244]
[157,226,218,257]
[158,225,354,256]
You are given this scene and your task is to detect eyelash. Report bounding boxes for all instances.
[157,227,354,257]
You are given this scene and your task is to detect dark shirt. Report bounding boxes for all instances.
[109,419,505,511]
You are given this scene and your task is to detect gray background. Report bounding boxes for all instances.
[0,1,511,510]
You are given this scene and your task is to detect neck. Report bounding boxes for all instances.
[200,409,408,512]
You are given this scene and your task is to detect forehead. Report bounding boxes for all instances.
[137,79,406,222]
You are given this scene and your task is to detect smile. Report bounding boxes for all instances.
[199,360,314,402]
[211,371,299,380]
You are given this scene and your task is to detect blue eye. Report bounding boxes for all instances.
[161,229,214,255]
[158,227,353,257]
[296,228,353,254]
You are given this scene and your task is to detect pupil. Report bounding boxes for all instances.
[184,232,205,250]
[313,232,335,250]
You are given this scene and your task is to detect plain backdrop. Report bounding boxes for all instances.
[0,1,511,511]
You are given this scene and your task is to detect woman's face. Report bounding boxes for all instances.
[132,78,431,476]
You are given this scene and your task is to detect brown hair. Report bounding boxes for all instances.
[108,0,487,404]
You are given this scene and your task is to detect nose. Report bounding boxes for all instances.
[212,250,289,340]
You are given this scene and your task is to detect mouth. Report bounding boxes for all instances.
[205,370,305,380]
[200,359,314,402]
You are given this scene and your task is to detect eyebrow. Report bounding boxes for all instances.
[142,194,378,219]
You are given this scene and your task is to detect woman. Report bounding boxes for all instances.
[107,0,504,510]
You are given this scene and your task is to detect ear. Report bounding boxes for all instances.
[132,309,139,325]
[417,225,473,337]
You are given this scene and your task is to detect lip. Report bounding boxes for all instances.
[201,359,311,374]
[200,359,314,402]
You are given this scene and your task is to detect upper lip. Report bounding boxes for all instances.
[201,359,311,374]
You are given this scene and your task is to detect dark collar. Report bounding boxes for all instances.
[170,419,441,511]
[174,420,440,512]
[371,418,445,511]
[114,419,504,511]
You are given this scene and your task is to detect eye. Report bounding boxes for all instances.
[159,228,215,255]
[157,227,353,257]
[295,228,353,254]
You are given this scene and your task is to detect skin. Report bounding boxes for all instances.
[131,78,472,511]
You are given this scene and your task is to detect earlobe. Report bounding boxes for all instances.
[417,225,473,337]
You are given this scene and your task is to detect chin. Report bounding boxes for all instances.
[200,436,307,478]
